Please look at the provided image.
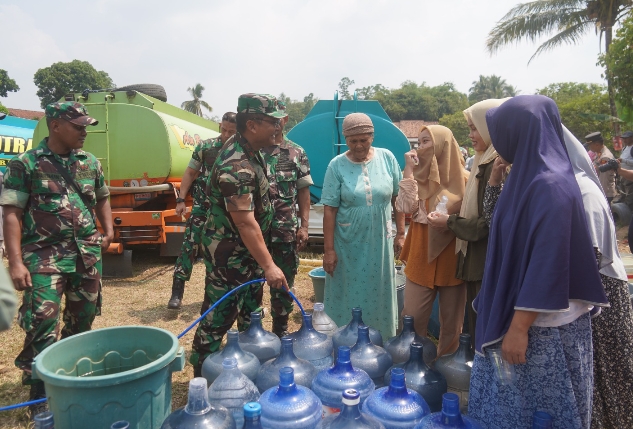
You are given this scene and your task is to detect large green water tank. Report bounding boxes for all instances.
[33,90,219,186]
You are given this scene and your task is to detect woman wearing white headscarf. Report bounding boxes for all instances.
[563,126,633,429]
[427,98,508,349]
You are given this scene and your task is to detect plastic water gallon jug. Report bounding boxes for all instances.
[384,342,447,412]
[242,402,263,429]
[259,367,323,429]
[321,389,385,429]
[208,358,260,428]
[363,368,431,429]
[350,326,393,388]
[384,316,437,365]
[286,313,334,371]
[161,377,236,429]
[333,308,383,356]
[312,346,376,417]
[34,411,54,429]
[433,334,473,413]
[238,312,281,364]
[312,303,338,337]
[255,337,318,393]
[414,393,483,428]
[202,330,261,384]
[533,411,554,428]
[110,422,129,429]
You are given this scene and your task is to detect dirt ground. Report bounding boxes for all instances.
[0,250,322,428]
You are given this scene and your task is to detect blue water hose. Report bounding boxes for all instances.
[0,277,306,412]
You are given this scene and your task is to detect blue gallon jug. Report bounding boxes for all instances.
[312,303,338,337]
[255,337,318,393]
[286,313,334,371]
[238,312,281,364]
[363,368,431,429]
[533,411,553,428]
[350,326,393,388]
[312,346,376,417]
[207,358,260,428]
[433,334,473,413]
[333,308,383,357]
[384,342,447,412]
[414,393,483,428]
[202,330,261,384]
[322,389,385,429]
[259,367,323,429]
[242,402,263,429]
[384,316,437,365]
[161,377,236,429]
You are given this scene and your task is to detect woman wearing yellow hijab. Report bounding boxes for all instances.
[427,98,508,349]
[396,125,466,357]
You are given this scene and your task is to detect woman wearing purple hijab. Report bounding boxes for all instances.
[468,95,609,429]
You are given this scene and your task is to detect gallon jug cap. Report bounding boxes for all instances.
[222,357,238,369]
[314,303,324,311]
[244,402,262,418]
[337,346,351,362]
[441,393,460,416]
[342,389,360,406]
[279,367,295,387]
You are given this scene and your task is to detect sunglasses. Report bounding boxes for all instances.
[255,117,281,128]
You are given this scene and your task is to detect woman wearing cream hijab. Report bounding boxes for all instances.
[396,125,466,357]
[428,98,508,349]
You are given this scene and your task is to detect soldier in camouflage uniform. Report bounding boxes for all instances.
[259,101,313,337]
[168,112,237,309]
[190,94,288,375]
[0,102,113,416]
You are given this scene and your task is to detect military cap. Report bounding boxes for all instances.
[621,131,633,139]
[237,93,286,118]
[45,101,98,126]
[585,131,603,142]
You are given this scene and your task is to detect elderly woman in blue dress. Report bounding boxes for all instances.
[321,113,405,338]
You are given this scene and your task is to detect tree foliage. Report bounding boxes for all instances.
[0,70,19,98]
[33,60,114,108]
[278,92,319,130]
[181,83,212,117]
[0,103,8,115]
[601,13,633,113]
[439,111,471,147]
[468,75,518,103]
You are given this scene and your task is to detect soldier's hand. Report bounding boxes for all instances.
[10,262,32,291]
[175,202,187,217]
[100,232,114,251]
[323,250,338,277]
[265,264,288,290]
[297,227,309,251]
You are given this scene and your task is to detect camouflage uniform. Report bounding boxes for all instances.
[258,136,313,333]
[0,127,109,384]
[173,137,224,281]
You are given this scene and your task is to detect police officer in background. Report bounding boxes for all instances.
[0,102,113,417]
[587,131,617,204]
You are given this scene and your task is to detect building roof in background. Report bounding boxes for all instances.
[393,120,439,139]
[7,108,44,120]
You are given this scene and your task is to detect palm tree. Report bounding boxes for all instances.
[181,83,212,117]
[469,75,519,103]
[486,0,633,134]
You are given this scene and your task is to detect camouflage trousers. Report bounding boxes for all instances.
[268,242,299,322]
[16,260,101,385]
[173,204,207,281]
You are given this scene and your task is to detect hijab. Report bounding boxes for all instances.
[413,125,465,262]
[474,95,608,354]
[562,125,627,281]
[457,98,509,256]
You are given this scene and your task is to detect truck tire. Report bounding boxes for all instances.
[116,84,167,102]
[611,202,632,228]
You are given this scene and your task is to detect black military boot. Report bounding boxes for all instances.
[28,382,48,420]
[272,316,289,339]
[167,278,185,310]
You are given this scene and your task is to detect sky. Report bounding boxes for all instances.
[1,0,609,117]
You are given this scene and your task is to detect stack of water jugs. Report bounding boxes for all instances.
[152,305,551,429]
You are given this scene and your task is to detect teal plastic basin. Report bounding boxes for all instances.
[308,267,326,303]
[33,326,185,429]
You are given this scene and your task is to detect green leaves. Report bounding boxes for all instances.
[0,69,19,98]
[181,83,212,117]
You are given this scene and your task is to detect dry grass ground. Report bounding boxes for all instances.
[0,249,322,428]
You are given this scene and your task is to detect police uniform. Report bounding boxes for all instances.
[0,102,108,387]
[190,94,283,368]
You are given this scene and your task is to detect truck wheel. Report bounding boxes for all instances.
[116,84,167,102]
[611,202,632,228]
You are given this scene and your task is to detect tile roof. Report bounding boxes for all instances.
[7,108,44,121]
[393,120,439,139]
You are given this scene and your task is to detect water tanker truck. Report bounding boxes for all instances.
[32,86,219,277]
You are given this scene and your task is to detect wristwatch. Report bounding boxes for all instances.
[175,198,185,203]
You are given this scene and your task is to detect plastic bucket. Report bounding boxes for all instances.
[33,326,185,429]
[308,267,326,303]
